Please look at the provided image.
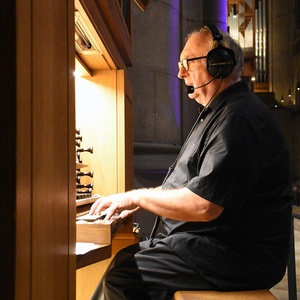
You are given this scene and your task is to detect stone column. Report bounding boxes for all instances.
[130,0,227,144]
[130,0,182,145]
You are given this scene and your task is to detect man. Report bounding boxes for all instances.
[90,25,293,300]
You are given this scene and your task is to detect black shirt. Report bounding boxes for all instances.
[160,80,293,289]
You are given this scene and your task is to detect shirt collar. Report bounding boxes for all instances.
[208,80,249,112]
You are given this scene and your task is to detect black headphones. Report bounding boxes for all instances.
[205,24,236,79]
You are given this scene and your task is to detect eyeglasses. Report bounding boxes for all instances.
[178,56,207,71]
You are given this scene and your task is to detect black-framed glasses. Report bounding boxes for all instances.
[178,56,207,71]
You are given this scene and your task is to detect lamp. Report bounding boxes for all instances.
[75,23,92,50]
[233,4,237,18]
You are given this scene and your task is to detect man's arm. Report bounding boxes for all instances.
[90,187,223,222]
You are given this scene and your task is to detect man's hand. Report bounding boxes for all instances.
[89,192,140,220]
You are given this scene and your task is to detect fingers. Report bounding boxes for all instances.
[89,197,110,215]
[89,195,119,219]
[118,210,131,219]
[89,192,138,220]
[118,207,140,219]
[89,198,102,215]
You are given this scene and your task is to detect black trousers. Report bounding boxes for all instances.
[90,238,216,300]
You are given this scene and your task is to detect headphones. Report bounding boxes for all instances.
[205,24,236,79]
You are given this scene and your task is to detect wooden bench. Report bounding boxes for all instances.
[174,289,277,300]
[174,212,300,300]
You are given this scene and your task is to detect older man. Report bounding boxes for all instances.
[90,25,293,300]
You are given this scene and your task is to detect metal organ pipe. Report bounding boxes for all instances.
[255,0,267,83]
[262,0,267,82]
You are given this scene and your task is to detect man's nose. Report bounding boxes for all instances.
[178,65,187,79]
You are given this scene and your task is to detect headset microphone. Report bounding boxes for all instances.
[186,75,219,94]
[187,85,195,94]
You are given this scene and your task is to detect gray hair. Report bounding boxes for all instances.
[186,26,244,80]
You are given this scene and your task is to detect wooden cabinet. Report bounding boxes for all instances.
[7,0,134,299]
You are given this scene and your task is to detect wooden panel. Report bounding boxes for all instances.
[76,220,113,244]
[75,69,133,194]
[68,0,77,297]
[15,0,32,298]
[76,70,119,195]
[31,0,76,297]
[95,0,132,61]
[76,244,112,269]
[15,0,76,299]
[74,0,116,71]
[79,0,132,69]
[76,258,111,300]
[117,70,126,191]
[174,290,276,300]
[76,222,138,300]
